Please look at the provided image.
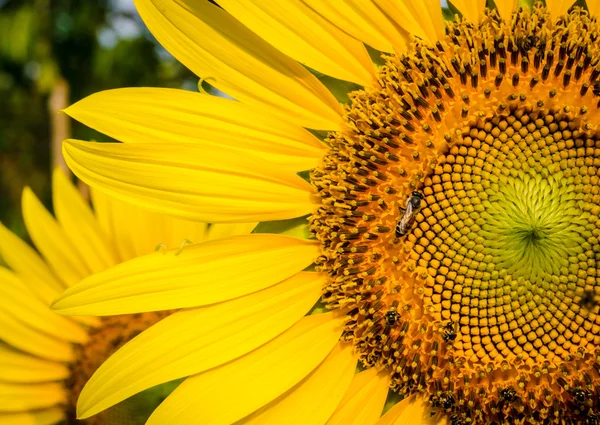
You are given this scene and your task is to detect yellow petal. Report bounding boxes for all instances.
[495,0,518,21]
[327,368,390,425]
[588,0,600,17]
[238,343,356,425]
[122,208,207,258]
[72,314,102,328]
[0,408,64,425]
[134,0,343,130]
[92,188,252,257]
[304,0,410,53]
[93,188,167,259]
[0,268,88,344]
[53,168,118,273]
[64,88,326,174]
[0,344,70,384]
[375,395,446,425]
[205,222,257,241]
[21,187,89,286]
[148,216,209,253]
[77,272,324,419]
[144,313,343,425]
[0,382,65,412]
[0,222,63,305]
[90,188,136,261]
[218,0,375,86]
[374,0,444,43]
[545,0,575,19]
[89,187,112,241]
[63,139,315,223]
[0,307,74,362]
[450,0,486,22]
[52,234,318,315]
[96,191,211,259]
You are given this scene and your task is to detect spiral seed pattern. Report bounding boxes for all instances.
[311,4,600,424]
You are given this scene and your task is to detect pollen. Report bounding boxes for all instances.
[311,4,600,424]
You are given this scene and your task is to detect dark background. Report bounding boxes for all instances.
[0,0,196,241]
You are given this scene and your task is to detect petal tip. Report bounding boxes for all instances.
[76,405,92,420]
[76,383,102,419]
[50,293,74,314]
[49,298,64,312]
[21,185,34,198]
[21,186,37,211]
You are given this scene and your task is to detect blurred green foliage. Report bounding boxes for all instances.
[0,0,195,239]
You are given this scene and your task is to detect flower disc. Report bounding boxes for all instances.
[311,5,600,424]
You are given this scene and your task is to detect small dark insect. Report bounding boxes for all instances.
[442,321,457,343]
[395,191,425,237]
[580,290,598,311]
[385,310,399,326]
[499,387,518,403]
[521,35,540,51]
[450,415,465,425]
[571,388,591,405]
[433,391,456,410]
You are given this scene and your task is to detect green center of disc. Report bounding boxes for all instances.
[481,171,588,283]
[416,106,600,365]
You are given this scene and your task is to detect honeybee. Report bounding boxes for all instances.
[442,321,457,343]
[385,310,399,326]
[395,191,424,237]
[499,387,518,403]
[570,388,591,405]
[431,391,456,410]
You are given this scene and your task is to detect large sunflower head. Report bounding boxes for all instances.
[0,169,255,424]
[50,1,600,424]
[311,3,600,423]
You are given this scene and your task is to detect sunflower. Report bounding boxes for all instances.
[50,0,600,424]
[0,169,255,424]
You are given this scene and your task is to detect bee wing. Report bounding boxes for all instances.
[396,201,415,236]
